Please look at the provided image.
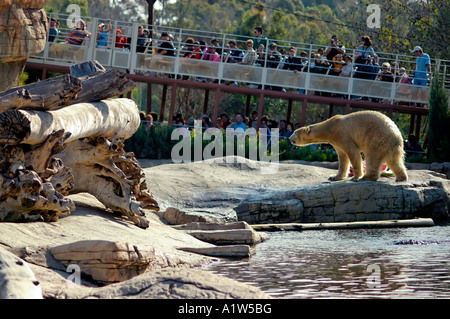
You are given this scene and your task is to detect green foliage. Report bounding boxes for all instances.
[45,0,89,16]
[279,139,337,162]
[19,72,29,86]
[124,123,179,159]
[427,76,450,162]
[125,123,338,163]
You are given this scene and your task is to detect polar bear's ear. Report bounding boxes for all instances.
[305,126,311,135]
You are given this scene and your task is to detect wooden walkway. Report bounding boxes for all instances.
[26,61,428,136]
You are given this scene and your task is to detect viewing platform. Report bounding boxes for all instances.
[26,12,450,133]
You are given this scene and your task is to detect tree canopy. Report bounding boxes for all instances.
[44,0,448,59]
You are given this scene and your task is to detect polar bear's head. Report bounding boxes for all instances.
[289,126,311,146]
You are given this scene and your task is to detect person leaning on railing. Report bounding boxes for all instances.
[354,35,375,73]
[340,55,353,77]
[239,39,257,65]
[411,46,431,86]
[156,32,175,56]
[48,17,59,42]
[96,19,112,47]
[115,29,127,49]
[281,47,304,73]
[65,19,91,45]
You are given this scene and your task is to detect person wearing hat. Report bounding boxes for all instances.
[65,19,91,45]
[96,19,112,47]
[48,17,59,42]
[411,46,431,86]
[156,31,175,56]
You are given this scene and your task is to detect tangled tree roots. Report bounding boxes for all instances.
[0,61,159,228]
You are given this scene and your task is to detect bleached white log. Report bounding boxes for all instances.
[0,98,141,145]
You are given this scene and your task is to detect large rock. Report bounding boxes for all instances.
[0,0,49,91]
[235,178,450,224]
[50,240,155,283]
[52,268,271,299]
[175,221,269,245]
[143,158,450,225]
[162,207,236,225]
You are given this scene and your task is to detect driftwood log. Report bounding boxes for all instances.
[0,61,159,228]
[0,98,141,145]
[0,68,135,113]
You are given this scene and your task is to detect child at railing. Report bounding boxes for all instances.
[65,19,91,45]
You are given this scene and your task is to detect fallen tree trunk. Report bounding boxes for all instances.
[70,69,136,105]
[0,58,158,228]
[0,98,141,145]
[250,218,436,231]
[0,89,43,110]
[0,68,135,113]
[0,74,82,112]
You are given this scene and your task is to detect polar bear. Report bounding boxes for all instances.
[289,111,408,182]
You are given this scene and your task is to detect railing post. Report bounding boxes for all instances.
[262,46,269,89]
[128,22,139,74]
[261,66,267,90]
[86,18,98,63]
[390,54,399,102]
[174,28,182,78]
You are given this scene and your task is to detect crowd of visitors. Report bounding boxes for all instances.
[139,108,299,146]
[47,17,432,99]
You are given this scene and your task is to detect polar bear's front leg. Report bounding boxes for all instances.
[330,147,350,181]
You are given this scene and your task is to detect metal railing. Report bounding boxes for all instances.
[29,12,450,105]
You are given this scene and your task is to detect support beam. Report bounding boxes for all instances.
[168,83,177,126]
[328,103,334,119]
[286,99,293,123]
[409,114,416,136]
[212,88,221,127]
[300,98,307,126]
[146,83,152,113]
[159,84,167,123]
[256,93,265,129]
[415,115,421,138]
[203,89,210,114]
[245,95,251,117]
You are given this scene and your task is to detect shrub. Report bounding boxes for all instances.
[427,76,450,162]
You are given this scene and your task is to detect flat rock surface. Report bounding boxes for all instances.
[142,157,449,215]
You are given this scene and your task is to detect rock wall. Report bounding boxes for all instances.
[0,0,49,91]
[235,179,450,224]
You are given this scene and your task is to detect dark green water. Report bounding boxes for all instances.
[204,226,450,298]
